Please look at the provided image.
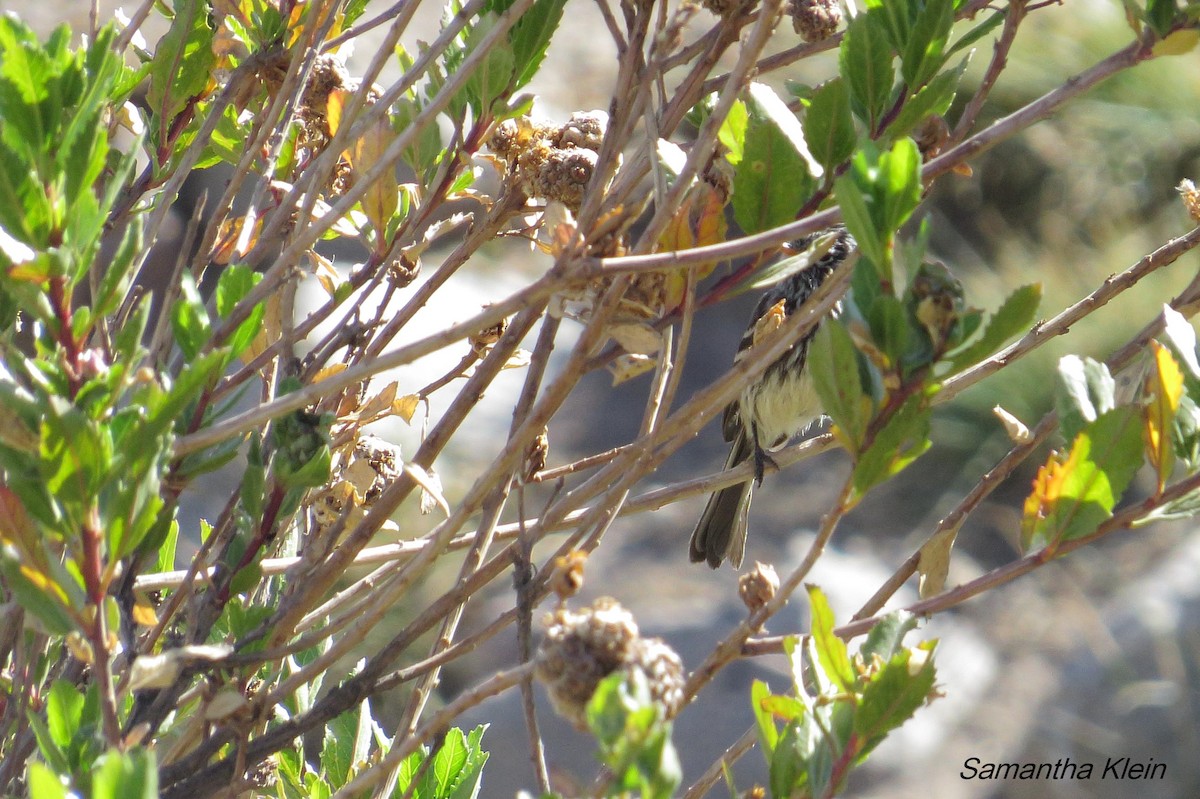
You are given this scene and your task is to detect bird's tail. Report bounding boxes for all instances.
[689,429,754,569]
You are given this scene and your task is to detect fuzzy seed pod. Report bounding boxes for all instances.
[702,0,751,19]
[533,147,597,211]
[549,549,586,601]
[628,637,686,720]
[535,598,685,729]
[738,562,780,612]
[300,54,350,119]
[1179,179,1200,223]
[553,110,607,152]
[536,598,640,729]
[488,119,524,165]
[789,0,842,43]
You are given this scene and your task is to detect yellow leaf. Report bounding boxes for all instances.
[132,597,159,627]
[692,183,728,250]
[917,524,960,599]
[610,353,656,385]
[992,405,1031,443]
[349,116,399,244]
[1143,340,1184,493]
[657,198,696,253]
[392,393,421,424]
[657,185,728,309]
[286,3,306,47]
[326,88,349,138]
[1020,449,1072,551]
[312,363,348,383]
[360,381,399,421]
[609,323,663,355]
[1153,29,1200,57]
[241,292,282,364]
[209,215,262,265]
[306,250,343,298]
[66,632,94,664]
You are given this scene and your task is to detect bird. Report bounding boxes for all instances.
[689,227,856,568]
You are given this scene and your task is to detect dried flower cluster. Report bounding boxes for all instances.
[1179,179,1200,223]
[488,112,607,211]
[310,434,403,537]
[535,598,685,729]
[700,0,753,20]
[788,0,843,42]
[286,53,381,197]
[738,562,780,612]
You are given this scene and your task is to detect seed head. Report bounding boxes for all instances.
[533,147,597,211]
[789,0,842,43]
[738,562,780,612]
[536,598,640,729]
[553,111,607,152]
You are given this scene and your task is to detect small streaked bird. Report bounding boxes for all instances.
[689,228,856,568]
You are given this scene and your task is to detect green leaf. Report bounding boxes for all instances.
[835,139,922,278]
[155,519,179,574]
[863,0,912,52]
[732,83,821,234]
[170,274,211,361]
[91,748,158,799]
[946,282,1041,373]
[241,434,266,520]
[852,390,932,496]
[147,0,215,145]
[839,11,895,132]
[945,10,1004,60]
[867,293,910,367]
[392,96,444,178]
[1023,407,1143,550]
[835,172,886,268]
[1161,304,1200,379]
[322,705,360,787]
[215,265,265,358]
[718,98,748,164]
[447,726,490,799]
[880,137,922,233]
[27,762,68,799]
[901,0,955,89]
[94,223,142,320]
[751,679,780,755]
[175,433,244,480]
[810,320,869,450]
[859,610,920,662]
[27,709,69,774]
[45,679,85,752]
[807,585,855,691]
[769,722,806,799]
[215,264,260,318]
[506,0,567,88]
[740,229,848,295]
[803,78,857,171]
[428,728,468,797]
[885,56,966,142]
[1146,0,1179,37]
[1055,355,1115,444]
[854,643,936,750]
[0,556,75,635]
[41,400,111,511]
[141,349,228,444]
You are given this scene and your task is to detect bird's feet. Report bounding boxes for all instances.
[752,445,779,487]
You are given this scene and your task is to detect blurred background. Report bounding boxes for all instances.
[18,0,1200,796]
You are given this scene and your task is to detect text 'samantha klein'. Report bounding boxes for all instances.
[961,757,1166,781]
